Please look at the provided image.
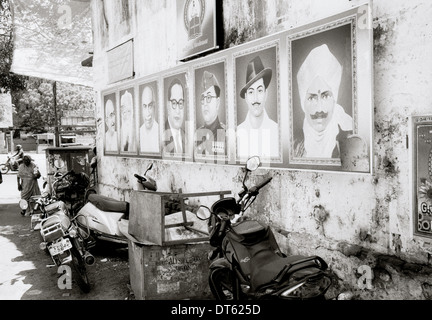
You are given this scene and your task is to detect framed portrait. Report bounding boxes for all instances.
[287,7,372,173]
[193,59,228,162]
[119,87,138,155]
[138,80,161,156]
[103,91,119,155]
[411,115,432,240]
[161,71,191,160]
[234,42,281,164]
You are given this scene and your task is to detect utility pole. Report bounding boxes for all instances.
[53,81,60,147]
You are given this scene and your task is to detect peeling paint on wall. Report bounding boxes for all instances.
[92,0,432,299]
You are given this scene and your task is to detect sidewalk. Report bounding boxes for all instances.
[0,152,47,205]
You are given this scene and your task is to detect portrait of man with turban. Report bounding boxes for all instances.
[294,43,353,159]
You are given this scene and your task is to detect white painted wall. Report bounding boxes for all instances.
[90,0,432,297]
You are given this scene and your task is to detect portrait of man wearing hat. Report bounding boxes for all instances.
[195,69,227,157]
[236,54,279,159]
[294,44,353,159]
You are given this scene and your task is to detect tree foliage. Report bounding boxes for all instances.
[0,0,25,93]
[1,0,95,133]
[13,77,95,133]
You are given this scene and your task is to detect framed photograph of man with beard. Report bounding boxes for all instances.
[193,59,228,163]
[162,71,191,160]
[288,12,372,173]
[138,80,161,156]
[234,43,281,164]
[119,87,138,155]
[103,91,119,155]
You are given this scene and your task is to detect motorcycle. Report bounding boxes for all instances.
[51,170,96,214]
[21,182,57,230]
[196,156,332,300]
[0,156,20,174]
[20,194,95,293]
[75,163,157,245]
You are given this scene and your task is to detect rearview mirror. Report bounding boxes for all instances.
[196,206,211,220]
[145,163,153,174]
[246,156,261,172]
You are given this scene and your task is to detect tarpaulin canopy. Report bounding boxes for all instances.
[10,0,93,86]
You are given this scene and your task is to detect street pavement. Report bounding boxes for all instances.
[0,152,131,300]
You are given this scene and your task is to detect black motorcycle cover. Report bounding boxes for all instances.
[224,220,324,291]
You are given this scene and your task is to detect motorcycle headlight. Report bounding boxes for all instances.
[69,227,77,238]
[19,199,28,210]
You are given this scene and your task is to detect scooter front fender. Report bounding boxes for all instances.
[76,202,125,237]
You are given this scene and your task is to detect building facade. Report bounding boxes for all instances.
[90,0,432,299]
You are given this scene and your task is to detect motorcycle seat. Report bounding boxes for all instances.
[249,252,321,290]
[227,221,325,291]
[87,194,129,214]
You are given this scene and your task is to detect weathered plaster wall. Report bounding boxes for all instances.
[91,0,432,299]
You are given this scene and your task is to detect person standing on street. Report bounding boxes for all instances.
[17,155,41,216]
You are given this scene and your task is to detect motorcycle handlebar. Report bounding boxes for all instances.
[218,220,227,238]
[249,177,272,194]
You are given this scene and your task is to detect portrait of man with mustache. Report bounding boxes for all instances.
[294,43,353,159]
[236,53,279,160]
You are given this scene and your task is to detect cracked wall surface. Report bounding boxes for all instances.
[91,0,432,299]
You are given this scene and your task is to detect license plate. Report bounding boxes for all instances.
[49,238,72,256]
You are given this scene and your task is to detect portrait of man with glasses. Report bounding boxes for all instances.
[194,67,227,159]
[163,76,187,156]
[139,82,160,154]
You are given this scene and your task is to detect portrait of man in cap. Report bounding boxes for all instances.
[139,82,160,154]
[104,93,119,153]
[236,48,280,160]
[194,65,227,158]
[119,88,137,153]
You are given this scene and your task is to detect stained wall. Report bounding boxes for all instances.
[90,0,432,299]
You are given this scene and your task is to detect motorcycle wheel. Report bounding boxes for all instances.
[209,268,236,300]
[0,164,9,174]
[70,238,91,293]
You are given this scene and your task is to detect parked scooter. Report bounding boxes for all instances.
[196,156,332,300]
[0,156,20,174]
[75,163,157,245]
